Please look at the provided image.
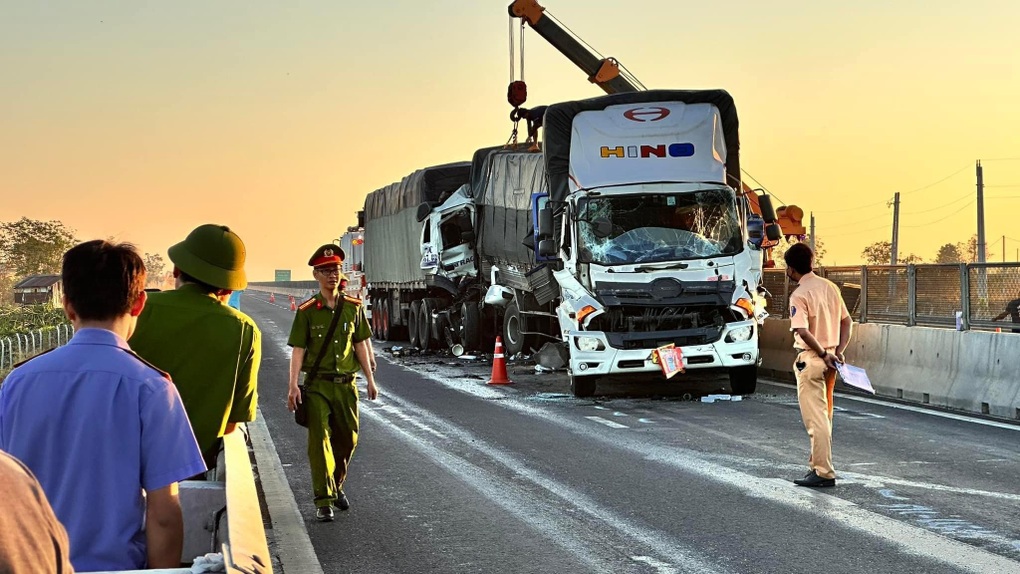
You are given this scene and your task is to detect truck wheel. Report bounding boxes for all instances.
[729,365,758,395]
[570,374,597,398]
[408,300,421,349]
[502,301,527,357]
[460,302,481,352]
[418,299,434,350]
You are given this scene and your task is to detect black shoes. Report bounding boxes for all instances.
[315,506,335,522]
[794,470,836,487]
[335,491,350,511]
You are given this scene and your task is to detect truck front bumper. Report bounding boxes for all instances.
[567,320,758,377]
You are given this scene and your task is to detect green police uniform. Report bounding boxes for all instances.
[288,244,371,509]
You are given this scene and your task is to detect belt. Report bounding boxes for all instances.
[313,373,355,383]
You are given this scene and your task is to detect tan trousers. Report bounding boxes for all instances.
[794,350,837,479]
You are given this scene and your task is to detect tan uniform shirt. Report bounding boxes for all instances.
[789,272,850,350]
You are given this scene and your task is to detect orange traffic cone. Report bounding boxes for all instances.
[486,336,512,385]
[995,327,1002,333]
[289,295,296,312]
[269,293,276,303]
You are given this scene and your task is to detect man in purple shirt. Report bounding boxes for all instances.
[0,240,206,571]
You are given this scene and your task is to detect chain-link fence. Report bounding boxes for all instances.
[763,263,1020,331]
[0,325,75,375]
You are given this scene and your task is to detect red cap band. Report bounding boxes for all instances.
[311,255,342,268]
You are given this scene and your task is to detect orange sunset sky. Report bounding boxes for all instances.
[3,1,1019,281]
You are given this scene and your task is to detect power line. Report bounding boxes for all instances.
[901,164,971,195]
[740,169,788,207]
[812,199,891,214]
[824,222,891,238]
[900,191,972,215]
[980,157,1020,162]
[903,200,974,228]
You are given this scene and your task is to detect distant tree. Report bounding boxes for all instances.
[934,243,963,264]
[772,235,826,268]
[962,234,993,263]
[0,218,77,277]
[861,241,892,265]
[900,253,924,264]
[143,253,167,285]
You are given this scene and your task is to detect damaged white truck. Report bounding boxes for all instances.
[370,90,770,397]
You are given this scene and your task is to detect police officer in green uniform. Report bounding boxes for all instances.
[287,244,377,522]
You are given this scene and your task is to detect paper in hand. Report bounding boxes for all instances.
[836,362,876,394]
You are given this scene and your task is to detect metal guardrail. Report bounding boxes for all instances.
[0,324,74,373]
[763,263,1020,331]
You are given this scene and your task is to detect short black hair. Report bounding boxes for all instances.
[179,271,219,294]
[783,242,814,274]
[62,240,146,321]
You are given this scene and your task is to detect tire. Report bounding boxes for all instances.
[729,365,758,395]
[408,300,421,349]
[502,301,526,357]
[418,299,434,350]
[460,302,481,352]
[570,374,597,398]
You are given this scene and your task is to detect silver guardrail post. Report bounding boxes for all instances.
[906,264,917,327]
[221,429,273,573]
[960,263,971,331]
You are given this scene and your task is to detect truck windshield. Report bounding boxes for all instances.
[576,189,741,265]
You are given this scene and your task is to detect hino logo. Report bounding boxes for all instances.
[600,143,696,159]
[623,107,670,122]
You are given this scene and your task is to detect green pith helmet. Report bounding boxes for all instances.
[168,224,247,290]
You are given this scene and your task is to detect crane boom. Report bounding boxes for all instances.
[508,0,805,245]
[509,0,642,94]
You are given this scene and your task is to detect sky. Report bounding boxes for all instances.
[3,0,1019,280]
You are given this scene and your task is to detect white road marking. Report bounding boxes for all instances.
[249,412,324,574]
[365,395,731,574]
[585,416,629,429]
[388,356,1020,573]
[631,555,679,574]
[761,380,1020,432]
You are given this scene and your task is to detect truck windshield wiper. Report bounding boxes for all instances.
[634,262,690,272]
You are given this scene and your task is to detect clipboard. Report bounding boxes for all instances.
[835,363,875,394]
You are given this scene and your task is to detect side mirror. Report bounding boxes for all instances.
[538,239,558,257]
[538,207,554,239]
[765,222,782,242]
[416,202,434,223]
[357,210,365,229]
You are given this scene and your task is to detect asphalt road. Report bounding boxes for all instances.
[243,290,1020,574]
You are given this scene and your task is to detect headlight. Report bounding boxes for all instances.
[726,325,754,343]
[575,336,605,352]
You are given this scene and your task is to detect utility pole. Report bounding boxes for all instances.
[890,192,900,264]
[810,212,816,254]
[977,160,986,263]
[1003,235,1006,263]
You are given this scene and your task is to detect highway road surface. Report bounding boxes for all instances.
[243,291,1020,574]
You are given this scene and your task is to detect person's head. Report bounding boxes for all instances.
[61,240,147,330]
[784,242,814,279]
[167,224,247,294]
[308,244,348,292]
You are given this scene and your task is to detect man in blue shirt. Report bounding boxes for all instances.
[0,240,206,571]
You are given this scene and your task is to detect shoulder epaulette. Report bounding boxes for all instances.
[121,348,172,382]
[12,348,56,369]
[344,295,363,305]
[298,297,317,311]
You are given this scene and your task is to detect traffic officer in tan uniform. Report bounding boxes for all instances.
[784,243,852,488]
[287,244,378,522]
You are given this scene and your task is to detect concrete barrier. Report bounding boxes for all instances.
[759,318,1020,421]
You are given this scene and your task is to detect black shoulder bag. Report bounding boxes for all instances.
[295,297,345,427]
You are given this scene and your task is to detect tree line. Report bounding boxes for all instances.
[0,217,169,305]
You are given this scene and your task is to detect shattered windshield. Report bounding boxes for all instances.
[576,189,742,265]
